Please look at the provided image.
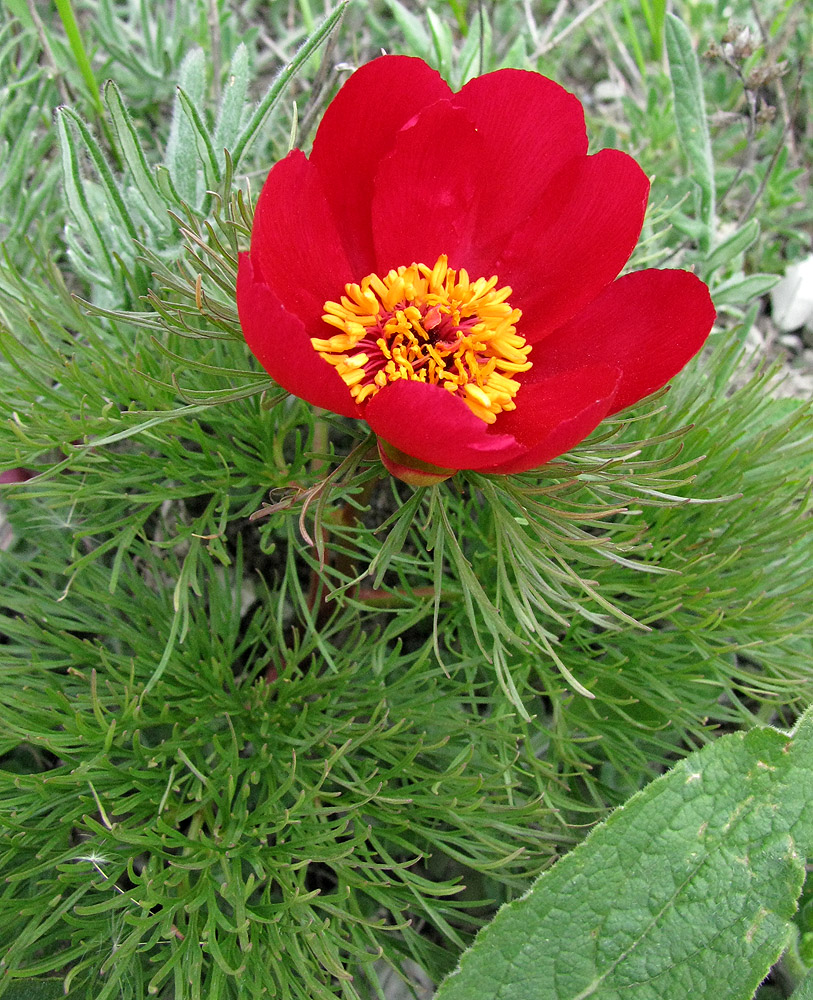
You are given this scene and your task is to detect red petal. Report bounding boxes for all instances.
[377,440,455,486]
[497,149,650,340]
[0,468,33,484]
[531,269,716,413]
[452,69,587,264]
[364,381,524,470]
[236,253,362,419]
[372,101,481,273]
[250,150,355,333]
[310,56,452,273]
[481,366,620,474]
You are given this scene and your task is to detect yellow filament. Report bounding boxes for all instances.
[313,255,532,424]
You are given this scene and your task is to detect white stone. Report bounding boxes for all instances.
[771,255,813,331]
[594,79,625,102]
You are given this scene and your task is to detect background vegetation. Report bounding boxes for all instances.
[0,0,811,997]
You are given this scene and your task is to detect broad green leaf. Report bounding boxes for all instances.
[436,708,813,1000]
[791,969,813,1000]
[666,13,715,253]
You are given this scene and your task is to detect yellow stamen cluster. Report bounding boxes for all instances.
[312,255,532,424]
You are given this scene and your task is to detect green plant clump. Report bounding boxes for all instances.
[0,1,811,998]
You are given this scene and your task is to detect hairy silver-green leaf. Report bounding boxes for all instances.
[666,13,715,253]
[703,219,760,276]
[457,7,491,85]
[104,80,171,226]
[425,7,454,81]
[231,2,347,169]
[437,708,813,1000]
[166,47,207,206]
[214,43,250,160]
[55,111,113,282]
[713,272,779,306]
[57,107,138,241]
[385,0,432,57]
[176,86,220,194]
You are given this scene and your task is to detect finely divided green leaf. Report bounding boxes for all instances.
[666,13,715,253]
[436,708,813,1000]
[0,980,65,1000]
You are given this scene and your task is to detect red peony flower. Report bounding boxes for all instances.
[237,56,715,486]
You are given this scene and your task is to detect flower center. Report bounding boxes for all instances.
[312,255,532,425]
